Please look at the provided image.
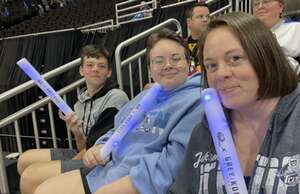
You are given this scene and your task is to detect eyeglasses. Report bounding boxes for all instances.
[253,0,277,7]
[151,54,186,67]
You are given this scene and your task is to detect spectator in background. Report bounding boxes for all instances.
[36,0,45,12]
[253,0,300,74]
[132,1,152,21]
[49,0,57,9]
[17,45,129,194]
[3,6,10,16]
[65,0,75,6]
[37,3,45,15]
[23,0,32,13]
[185,2,210,74]
[54,0,66,7]
[0,6,4,16]
[41,0,49,11]
[34,28,203,194]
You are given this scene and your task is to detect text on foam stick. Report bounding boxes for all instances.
[17,58,73,115]
[100,84,161,160]
[201,88,248,194]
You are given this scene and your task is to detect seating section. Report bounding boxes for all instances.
[0,0,121,37]
[0,0,33,31]
[0,0,196,38]
[285,11,300,22]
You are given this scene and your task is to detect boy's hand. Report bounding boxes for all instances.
[58,111,83,136]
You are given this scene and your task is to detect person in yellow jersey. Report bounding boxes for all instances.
[185,2,210,75]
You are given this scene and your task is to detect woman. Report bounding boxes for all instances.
[253,0,300,72]
[169,12,299,193]
[34,28,203,194]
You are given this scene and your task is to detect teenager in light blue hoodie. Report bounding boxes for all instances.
[35,28,203,194]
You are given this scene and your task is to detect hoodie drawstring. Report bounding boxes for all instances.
[82,100,93,136]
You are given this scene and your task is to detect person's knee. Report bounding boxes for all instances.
[18,149,51,175]
[20,164,37,194]
[22,162,61,183]
[20,164,41,185]
[21,162,60,194]
[34,176,59,194]
[17,149,36,174]
[34,169,84,194]
[34,179,51,194]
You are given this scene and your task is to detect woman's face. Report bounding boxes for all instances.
[149,39,189,90]
[253,0,284,28]
[203,26,260,110]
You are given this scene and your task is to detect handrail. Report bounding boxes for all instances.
[1,18,115,40]
[118,9,154,19]
[0,28,76,40]
[0,78,85,129]
[81,25,120,33]
[0,139,9,194]
[161,0,196,8]
[234,0,252,13]
[77,19,114,30]
[121,49,146,67]
[211,0,233,16]
[118,15,152,25]
[284,9,300,16]
[0,58,81,103]
[115,18,182,90]
[0,57,82,194]
[0,60,84,194]
[117,0,136,6]
[118,3,147,12]
[115,0,155,25]
[0,1,246,192]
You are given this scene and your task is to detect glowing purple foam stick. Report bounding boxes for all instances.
[16,58,73,115]
[100,83,161,159]
[201,88,248,194]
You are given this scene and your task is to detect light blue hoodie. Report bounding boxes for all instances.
[86,73,204,194]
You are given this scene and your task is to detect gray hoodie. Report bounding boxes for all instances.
[74,81,129,148]
[169,84,300,194]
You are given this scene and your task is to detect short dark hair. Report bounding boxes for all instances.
[80,44,110,68]
[198,12,298,99]
[186,2,209,19]
[146,28,190,65]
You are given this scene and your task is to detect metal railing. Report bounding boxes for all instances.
[0,28,76,40]
[0,140,9,194]
[235,0,252,13]
[0,58,83,194]
[0,19,115,40]
[81,24,120,34]
[115,0,156,25]
[114,0,242,97]
[0,59,80,103]
[77,19,114,30]
[211,0,233,16]
[0,0,254,192]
